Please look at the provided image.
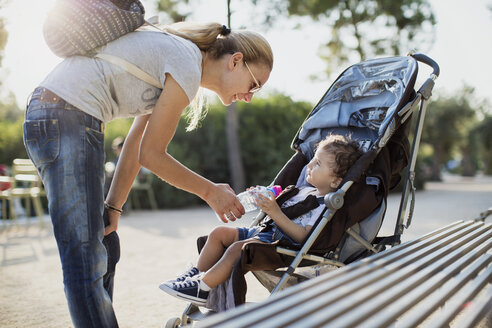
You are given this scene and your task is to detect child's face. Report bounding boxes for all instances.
[306,148,343,195]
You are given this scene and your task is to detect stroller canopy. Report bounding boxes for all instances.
[294,56,418,158]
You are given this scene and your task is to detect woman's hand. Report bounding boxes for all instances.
[104,208,121,236]
[205,183,245,223]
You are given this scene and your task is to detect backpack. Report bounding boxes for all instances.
[43,0,146,58]
[43,0,162,89]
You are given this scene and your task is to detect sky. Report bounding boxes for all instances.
[1,0,491,109]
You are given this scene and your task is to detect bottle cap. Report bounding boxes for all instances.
[269,185,283,197]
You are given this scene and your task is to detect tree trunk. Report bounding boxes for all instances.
[224,0,245,193]
[430,147,444,181]
[226,103,245,192]
[460,145,475,177]
[484,153,492,175]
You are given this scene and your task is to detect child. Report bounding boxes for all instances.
[159,134,363,306]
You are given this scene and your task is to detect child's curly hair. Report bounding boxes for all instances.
[316,134,364,179]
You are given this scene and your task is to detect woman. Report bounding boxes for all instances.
[23,22,273,327]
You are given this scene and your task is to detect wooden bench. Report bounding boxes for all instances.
[198,210,492,328]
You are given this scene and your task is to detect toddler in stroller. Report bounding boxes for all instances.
[159,134,364,306]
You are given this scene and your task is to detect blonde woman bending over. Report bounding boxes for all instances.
[23,22,273,328]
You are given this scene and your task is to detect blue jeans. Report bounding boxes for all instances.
[24,87,120,328]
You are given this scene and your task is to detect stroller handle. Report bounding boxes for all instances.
[410,53,440,78]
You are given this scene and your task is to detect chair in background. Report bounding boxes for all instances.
[128,168,158,210]
[0,175,16,221]
[0,159,46,226]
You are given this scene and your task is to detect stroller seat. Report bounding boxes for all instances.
[335,197,387,263]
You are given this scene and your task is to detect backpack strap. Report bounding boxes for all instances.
[94,53,162,89]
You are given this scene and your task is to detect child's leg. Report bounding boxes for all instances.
[196,226,239,272]
[201,238,264,288]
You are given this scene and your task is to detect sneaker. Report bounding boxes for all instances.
[174,266,200,282]
[159,279,209,306]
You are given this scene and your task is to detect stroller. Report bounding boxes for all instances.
[164,52,439,328]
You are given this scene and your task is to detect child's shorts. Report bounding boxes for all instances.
[237,226,300,246]
[237,226,275,243]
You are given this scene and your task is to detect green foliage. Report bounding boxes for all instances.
[0,97,25,165]
[2,88,491,207]
[154,106,230,208]
[257,0,435,76]
[0,92,311,208]
[0,117,26,165]
[460,127,481,176]
[102,94,311,208]
[0,2,8,67]
[420,87,479,180]
[0,0,9,87]
[104,118,132,162]
[156,0,191,23]
[476,115,492,174]
[237,94,311,185]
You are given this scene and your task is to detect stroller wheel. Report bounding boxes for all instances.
[165,317,181,328]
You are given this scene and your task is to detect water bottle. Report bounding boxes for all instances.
[237,185,283,213]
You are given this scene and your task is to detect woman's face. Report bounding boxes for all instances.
[217,54,271,106]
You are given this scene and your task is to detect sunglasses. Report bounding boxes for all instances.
[244,61,262,93]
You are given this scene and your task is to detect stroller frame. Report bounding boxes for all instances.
[269,52,440,294]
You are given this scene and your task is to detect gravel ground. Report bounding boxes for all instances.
[1,174,491,328]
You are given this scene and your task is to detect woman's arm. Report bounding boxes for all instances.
[138,73,244,222]
[104,114,151,235]
[255,192,312,243]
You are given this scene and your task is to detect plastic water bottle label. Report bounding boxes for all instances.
[236,185,283,214]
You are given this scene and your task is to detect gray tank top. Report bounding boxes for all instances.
[40,31,202,123]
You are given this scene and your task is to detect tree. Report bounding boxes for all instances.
[0,0,9,92]
[155,0,191,22]
[476,114,492,175]
[0,0,24,164]
[255,0,436,76]
[224,0,246,193]
[0,0,24,167]
[0,0,7,68]
[420,87,478,180]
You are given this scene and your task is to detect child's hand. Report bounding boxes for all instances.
[255,191,281,217]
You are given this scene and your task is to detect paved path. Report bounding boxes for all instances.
[0,175,491,328]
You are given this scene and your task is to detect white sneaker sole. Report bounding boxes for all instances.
[159,283,207,306]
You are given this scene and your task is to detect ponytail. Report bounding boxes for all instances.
[162,22,226,52]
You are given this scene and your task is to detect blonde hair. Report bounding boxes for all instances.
[162,22,274,131]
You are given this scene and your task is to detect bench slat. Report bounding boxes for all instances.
[357,246,492,327]
[199,220,492,328]
[425,264,492,328]
[281,226,492,327]
[451,283,492,328]
[250,223,489,328]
